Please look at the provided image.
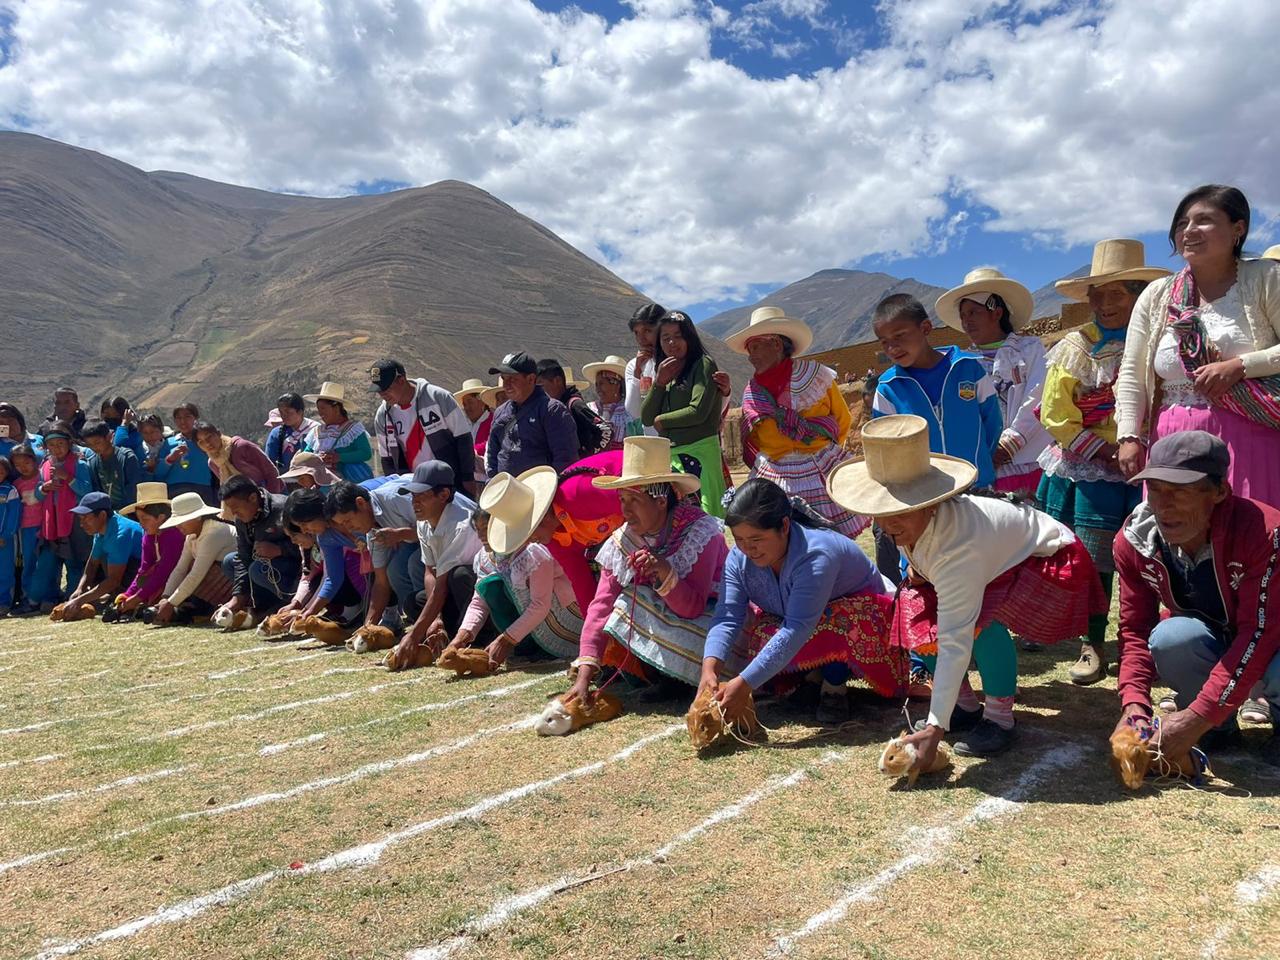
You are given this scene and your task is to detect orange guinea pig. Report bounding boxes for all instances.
[685,684,761,750]
[293,616,352,646]
[347,624,398,654]
[435,645,496,678]
[534,692,624,736]
[878,732,951,789]
[49,602,97,623]
[379,640,437,672]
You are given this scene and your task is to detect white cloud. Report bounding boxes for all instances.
[0,0,1277,305]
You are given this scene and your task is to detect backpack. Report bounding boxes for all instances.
[566,395,609,458]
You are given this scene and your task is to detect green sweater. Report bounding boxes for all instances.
[640,354,721,446]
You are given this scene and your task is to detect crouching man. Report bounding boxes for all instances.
[1113,431,1280,766]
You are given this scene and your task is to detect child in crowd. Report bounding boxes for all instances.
[138,415,175,484]
[0,457,21,615]
[34,421,94,607]
[11,444,42,612]
[80,419,141,511]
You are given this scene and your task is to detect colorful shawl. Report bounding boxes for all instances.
[596,503,724,589]
[1170,266,1280,430]
[740,359,839,464]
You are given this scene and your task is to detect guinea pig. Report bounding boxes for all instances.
[256,612,300,640]
[212,606,256,632]
[685,683,760,750]
[379,640,438,672]
[1108,723,1201,789]
[293,616,352,646]
[347,624,398,654]
[435,645,496,678]
[534,692,624,736]
[878,732,951,789]
[49,602,97,623]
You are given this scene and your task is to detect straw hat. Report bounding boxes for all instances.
[935,267,1034,332]
[120,482,171,517]
[278,451,340,487]
[453,378,489,404]
[481,384,505,408]
[1263,244,1280,262]
[827,415,976,518]
[562,366,590,392]
[159,491,222,529]
[724,306,814,357]
[581,355,628,382]
[303,381,347,405]
[591,436,701,495]
[479,466,560,555]
[1054,239,1171,302]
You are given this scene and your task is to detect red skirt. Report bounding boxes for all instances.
[744,592,904,697]
[891,538,1105,655]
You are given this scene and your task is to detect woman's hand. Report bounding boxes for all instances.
[1117,440,1146,480]
[629,549,671,585]
[713,675,752,721]
[486,633,514,670]
[992,446,1012,467]
[166,444,188,465]
[321,451,339,468]
[697,662,720,701]
[655,356,682,387]
[153,599,175,624]
[565,662,598,706]
[904,724,945,771]
[1193,357,1246,402]
[712,370,731,398]
[40,480,55,494]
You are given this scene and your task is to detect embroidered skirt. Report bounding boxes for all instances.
[752,443,869,537]
[742,591,903,696]
[671,434,726,519]
[1037,473,1139,574]
[1157,402,1280,510]
[892,538,1106,654]
[602,584,723,686]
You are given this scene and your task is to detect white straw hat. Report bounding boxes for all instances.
[935,267,1034,332]
[453,378,489,404]
[723,306,814,356]
[303,381,347,405]
[480,384,504,408]
[1054,239,1171,302]
[827,415,976,518]
[120,482,171,517]
[479,466,560,555]
[160,491,222,529]
[581,355,628,381]
[1262,244,1280,262]
[561,366,590,392]
[591,436,701,495]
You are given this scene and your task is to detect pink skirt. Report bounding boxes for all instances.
[995,468,1043,499]
[1157,404,1280,509]
[891,538,1106,654]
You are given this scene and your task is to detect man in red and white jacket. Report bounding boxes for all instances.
[1113,430,1280,766]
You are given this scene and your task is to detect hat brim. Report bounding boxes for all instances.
[1053,268,1172,303]
[453,387,488,402]
[160,504,223,529]
[581,362,627,382]
[935,278,1034,332]
[1130,465,1209,485]
[827,454,977,518]
[303,394,344,405]
[591,471,701,495]
[120,498,170,517]
[486,466,559,555]
[723,317,815,356]
[69,504,108,516]
[279,466,339,485]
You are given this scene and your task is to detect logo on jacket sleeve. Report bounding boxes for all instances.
[957,381,977,401]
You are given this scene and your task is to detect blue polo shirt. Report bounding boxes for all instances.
[90,514,144,567]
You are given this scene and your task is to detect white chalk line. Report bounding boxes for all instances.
[0,766,192,808]
[0,706,131,736]
[0,752,62,770]
[28,724,683,959]
[406,747,853,960]
[0,639,81,657]
[765,743,1088,957]
[1200,863,1280,958]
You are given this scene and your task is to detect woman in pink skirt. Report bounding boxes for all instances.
[1117,184,1280,508]
[828,415,1106,766]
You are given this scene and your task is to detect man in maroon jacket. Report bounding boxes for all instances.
[1113,431,1280,766]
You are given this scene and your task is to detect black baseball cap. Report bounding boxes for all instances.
[1132,430,1230,485]
[368,359,406,393]
[489,352,538,376]
[398,461,456,495]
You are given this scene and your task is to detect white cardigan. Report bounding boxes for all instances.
[1115,258,1280,441]
[902,495,1075,730]
[990,333,1052,473]
[163,519,236,606]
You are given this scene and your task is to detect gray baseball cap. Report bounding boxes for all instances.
[398,461,456,495]
[1132,430,1230,485]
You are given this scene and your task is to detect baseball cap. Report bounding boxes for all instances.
[488,352,538,376]
[1132,430,1230,485]
[368,359,407,393]
[71,491,113,515]
[399,460,456,495]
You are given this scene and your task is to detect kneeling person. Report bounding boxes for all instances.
[65,491,143,611]
[219,476,301,618]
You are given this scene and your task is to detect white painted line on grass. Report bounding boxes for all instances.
[0,640,80,657]
[28,725,683,958]
[1200,863,1280,958]
[765,743,1087,957]
[0,753,63,770]
[407,748,852,960]
[0,766,192,807]
[0,707,130,736]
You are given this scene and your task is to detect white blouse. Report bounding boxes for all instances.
[1153,284,1254,386]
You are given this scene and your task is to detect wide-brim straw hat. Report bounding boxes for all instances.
[453,378,489,404]
[303,381,347,405]
[562,366,590,392]
[160,491,222,529]
[480,384,504,408]
[827,415,976,518]
[724,306,814,356]
[1054,239,1172,302]
[120,482,171,517]
[279,451,340,486]
[582,355,628,382]
[591,436,701,495]
[1262,244,1280,262]
[936,267,1034,332]
[479,466,560,555]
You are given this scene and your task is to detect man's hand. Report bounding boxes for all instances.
[904,723,945,771]
[1155,708,1214,761]
[1111,702,1153,741]
[1117,440,1146,480]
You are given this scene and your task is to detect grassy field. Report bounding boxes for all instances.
[1,614,1278,960]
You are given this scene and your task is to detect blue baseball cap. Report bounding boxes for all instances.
[70,491,113,515]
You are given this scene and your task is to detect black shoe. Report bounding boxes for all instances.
[1200,725,1244,752]
[914,704,982,734]
[954,719,1018,757]
[101,605,120,624]
[141,606,156,625]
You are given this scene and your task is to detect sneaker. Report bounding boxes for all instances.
[1016,636,1043,652]
[953,719,1018,757]
[1069,643,1107,685]
[914,703,982,734]
[1240,697,1272,725]
[815,682,849,725]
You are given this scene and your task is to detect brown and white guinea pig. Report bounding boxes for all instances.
[435,645,496,678]
[256,612,300,640]
[49,602,97,623]
[293,615,352,646]
[378,640,437,672]
[1108,725,1200,789]
[685,683,761,750]
[534,692,624,736]
[213,606,256,632]
[347,624,398,654]
[878,732,951,789]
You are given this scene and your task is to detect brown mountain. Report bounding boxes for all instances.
[1,132,749,435]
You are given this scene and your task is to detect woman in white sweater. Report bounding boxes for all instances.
[1116,184,1280,508]
[829,416,1105,767]
[150,492,237,625]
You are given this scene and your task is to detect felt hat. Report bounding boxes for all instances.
[827,415,977,518]
[581,355,628,382]
[1053,239,1171,302]
[724,306,814,357]
[278,451,340,487]
[120,482,171,517]
[264,409,283,428]
[1263,244,1280,262]
[453,378,489,404]
[303,382,348,405]
[479,466,560,555]
[160,491,223,529]
[935,267,1034,332]
[591,436,701,495]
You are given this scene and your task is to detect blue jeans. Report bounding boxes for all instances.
[1149,616,1280,726]
[33,526,92,604]
[383,541,425,620]
[0,535,14,606]
[220,551,302,613]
